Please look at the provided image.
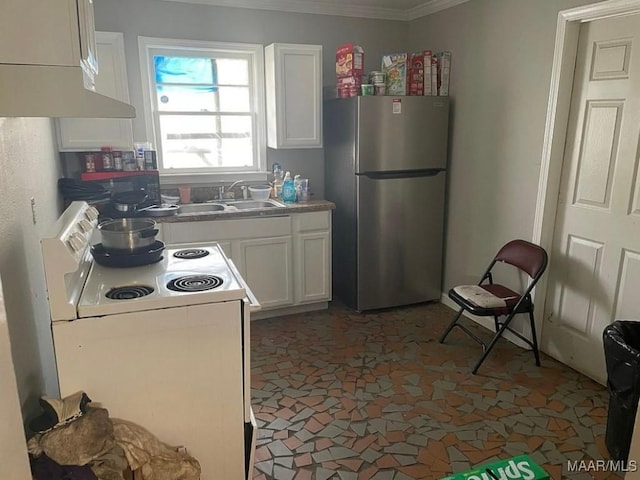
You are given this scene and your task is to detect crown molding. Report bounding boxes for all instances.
[158,0,471,21]
[406,0,470,20]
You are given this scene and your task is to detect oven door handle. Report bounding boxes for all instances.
[226,259,261,312]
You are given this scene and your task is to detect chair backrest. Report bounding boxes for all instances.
[494,239,548,279]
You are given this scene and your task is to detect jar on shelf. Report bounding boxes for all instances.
[112,150,123,171]
[101,147,114,171]
[84,153,96,173]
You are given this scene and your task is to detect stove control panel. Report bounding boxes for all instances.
[42,201,100,321]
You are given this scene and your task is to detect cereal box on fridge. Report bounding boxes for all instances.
[336,44,364,78]
[408,52,426,96]
[430,56,438,97]
[381,53,408,96]
[436,51,451,96]
[424,50,433,96]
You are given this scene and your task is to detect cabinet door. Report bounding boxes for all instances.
[234,236,293,309]
[266,44,322,149]
[294,231,331,304]
[0,0,80,67]
[57,32,133,150]
[77,0,98,76]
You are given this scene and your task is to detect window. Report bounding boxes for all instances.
[138,37,266,182]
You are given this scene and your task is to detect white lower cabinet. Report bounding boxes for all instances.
[162,210,331,313]
[293,212,331,304]
[236,236,293,309]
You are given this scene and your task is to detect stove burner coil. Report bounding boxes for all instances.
[106,286,154,300]
[167,275,223,292]
[173,249,210,259]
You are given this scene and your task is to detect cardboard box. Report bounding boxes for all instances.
[437,51,451,96]
[381,53,408,96]
[408,52,425,95]
[336,76,362,87]
[439,455,550,480]
[336,44,364,78]
[337,86,359,98]
[424,50,433,96]
[430,56,438,97]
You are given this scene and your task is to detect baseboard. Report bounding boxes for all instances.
[251,302,329,320]
[440,294,531,350]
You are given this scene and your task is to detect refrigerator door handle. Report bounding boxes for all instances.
[357,168,445,180]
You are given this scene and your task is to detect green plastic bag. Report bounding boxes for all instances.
[440,455,550,480]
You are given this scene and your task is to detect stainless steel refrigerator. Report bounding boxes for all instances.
[324,95,449,311]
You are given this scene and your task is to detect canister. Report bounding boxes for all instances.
[374,84,386,95]
[361,84,374,96]
[369,71,386,85]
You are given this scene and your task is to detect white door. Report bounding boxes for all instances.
[542,14,640,384]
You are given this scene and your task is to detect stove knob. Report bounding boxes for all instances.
[68,232,86,253]
[84,206,99,222]
[78,219,93,233]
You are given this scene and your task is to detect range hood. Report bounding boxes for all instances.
[0,64,136,118]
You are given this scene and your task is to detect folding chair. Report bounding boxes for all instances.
[439,239,548,374]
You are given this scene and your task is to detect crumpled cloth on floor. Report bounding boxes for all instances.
[28,407,117,467]
[112,418,200,480]
[28,406,200,480]
[30,453,98,480]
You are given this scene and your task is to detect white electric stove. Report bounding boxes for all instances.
[41,201,257,480]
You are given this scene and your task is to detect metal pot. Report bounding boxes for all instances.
[97,218,159,252]
[111,189,148,213]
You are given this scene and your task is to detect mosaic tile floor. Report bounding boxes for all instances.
[250,301,622,480]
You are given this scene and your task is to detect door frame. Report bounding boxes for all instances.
[533,0,640,341]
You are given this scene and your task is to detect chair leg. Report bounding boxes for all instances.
[439,308,464,344]
[471,312,516,374]
[493,315,500,332]
[529,310,541,367]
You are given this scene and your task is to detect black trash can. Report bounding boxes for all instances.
[603,320,640,462]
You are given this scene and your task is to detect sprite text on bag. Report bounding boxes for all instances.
[440,455,549,480]
[473,460,535,480]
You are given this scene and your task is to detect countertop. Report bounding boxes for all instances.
[154,199,335,223]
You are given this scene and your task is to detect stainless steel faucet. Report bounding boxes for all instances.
[218,180,244,199]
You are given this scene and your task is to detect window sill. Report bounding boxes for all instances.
[160,171,269,186]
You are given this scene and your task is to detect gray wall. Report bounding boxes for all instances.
[94,0,408,197]
[0,118,63,422]
[407,0,599,292]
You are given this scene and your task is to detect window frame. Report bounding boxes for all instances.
[138,36,268,184]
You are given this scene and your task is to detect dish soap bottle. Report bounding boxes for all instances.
[272,163,284,198]
[281,171,296,204]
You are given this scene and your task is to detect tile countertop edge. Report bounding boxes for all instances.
[155,200,336,223]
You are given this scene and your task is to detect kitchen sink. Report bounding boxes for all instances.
[224,199,286,210]
[178,199,285,214]
[178,203,226,214]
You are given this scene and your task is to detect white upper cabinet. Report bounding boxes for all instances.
[57,32,134,150]
[0,0,135,118]
[0,0,96,75]
[265,43,323,149]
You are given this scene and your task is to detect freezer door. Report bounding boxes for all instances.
[356,96,449,173]
[356,171,446,310]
